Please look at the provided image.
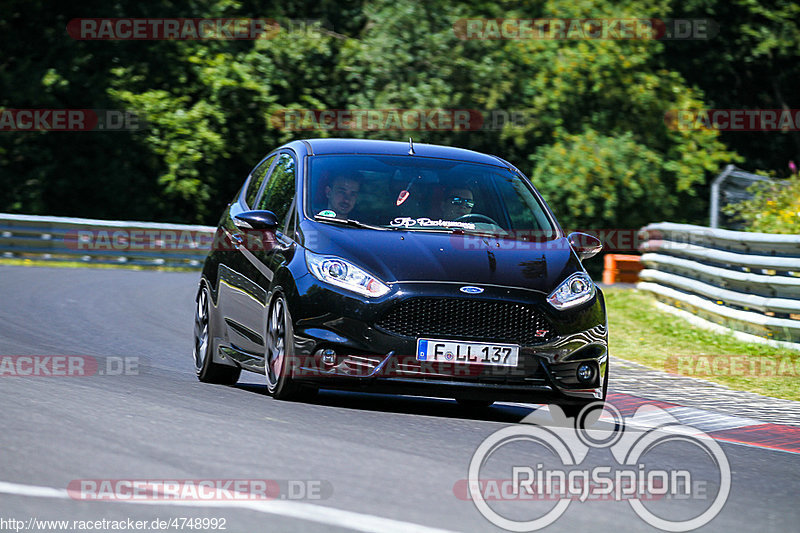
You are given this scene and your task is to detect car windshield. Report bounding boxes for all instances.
[306,154,557,239]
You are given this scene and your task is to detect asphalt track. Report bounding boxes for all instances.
[0,264,798,532]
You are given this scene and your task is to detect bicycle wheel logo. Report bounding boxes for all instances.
[467,403,731,531]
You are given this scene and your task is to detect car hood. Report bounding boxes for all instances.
[301,221,583,294]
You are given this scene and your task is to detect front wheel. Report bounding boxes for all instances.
[265,294,302,400]
[193,286,240,385]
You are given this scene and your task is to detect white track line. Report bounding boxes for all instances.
[0,481,459,533]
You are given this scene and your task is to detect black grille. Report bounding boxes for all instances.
[375,298,556,344]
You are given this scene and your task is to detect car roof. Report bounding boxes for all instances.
[301,138,508,167]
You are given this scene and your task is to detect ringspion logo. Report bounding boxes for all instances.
[464,404,730,531]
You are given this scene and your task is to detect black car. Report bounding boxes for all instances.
[193,138,606,414]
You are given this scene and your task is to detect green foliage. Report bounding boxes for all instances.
[0,0,795,227]
[661,0,800,174]
[723,173,800,234]
[505,0,737,229]
[531,129,664,229]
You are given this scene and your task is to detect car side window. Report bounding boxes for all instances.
[497,174,550,232]
[244,155,275,208]
[257,153,296,222]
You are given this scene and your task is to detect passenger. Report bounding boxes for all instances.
[440,187,475,220]
[325,174,360,217]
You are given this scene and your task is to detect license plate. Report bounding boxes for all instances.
[415,339,519,367]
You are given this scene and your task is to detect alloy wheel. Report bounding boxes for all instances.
[266,296,286,390]
[193,288,209,372]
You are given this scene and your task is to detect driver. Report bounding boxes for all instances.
[440,187,474,220]
[325,174,360,217]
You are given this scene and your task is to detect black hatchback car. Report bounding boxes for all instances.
[193,139,607,414]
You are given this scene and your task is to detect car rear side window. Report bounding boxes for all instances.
[257,153,296,221]
[244,155,275,208]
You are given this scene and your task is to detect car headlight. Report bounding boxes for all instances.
[547,272,595,310]
[305,251,390,298]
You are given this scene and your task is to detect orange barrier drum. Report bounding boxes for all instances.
[602,254,643,284]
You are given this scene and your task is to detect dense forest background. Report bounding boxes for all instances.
[1,0,798,230]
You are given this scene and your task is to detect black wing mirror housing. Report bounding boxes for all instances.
[234,210,280,231]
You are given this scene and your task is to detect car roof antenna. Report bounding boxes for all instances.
[408,137,415,155]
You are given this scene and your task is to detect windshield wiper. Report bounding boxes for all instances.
[313,215,388,231]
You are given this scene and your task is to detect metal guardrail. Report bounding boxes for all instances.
[637,222,800,346]
[0,213,215,269]
[4,214,799,346]
[709,164,773,229]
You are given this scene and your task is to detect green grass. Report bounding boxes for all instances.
[605,288,799,401]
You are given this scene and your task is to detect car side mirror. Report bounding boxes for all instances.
[568,232,602,260]
[234,210,279,231]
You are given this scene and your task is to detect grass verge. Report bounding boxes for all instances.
[605,287,799,401]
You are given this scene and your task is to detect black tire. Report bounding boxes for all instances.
[265,293,302,400]
[456,398,494,409]
[193,285,241,385]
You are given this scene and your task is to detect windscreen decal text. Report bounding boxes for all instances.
[389,217,476,230]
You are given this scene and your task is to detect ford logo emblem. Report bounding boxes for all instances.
[460,286,484,294]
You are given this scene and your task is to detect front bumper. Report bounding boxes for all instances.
[286,331,607,403]
[286,278,608,404]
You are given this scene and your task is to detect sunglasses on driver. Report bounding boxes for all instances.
[449,197,475,208]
